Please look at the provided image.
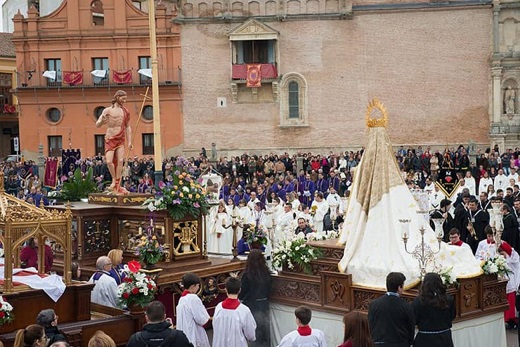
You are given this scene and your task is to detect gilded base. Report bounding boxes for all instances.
[88,193,153,206]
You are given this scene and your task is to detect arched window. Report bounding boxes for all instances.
[93,106,104,120]
[143,105,153,121]
[280,73,308,127]
[91,1,104,26]
[288,81,299,119]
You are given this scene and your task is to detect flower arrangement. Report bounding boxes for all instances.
[433,265,458,287]
[146,157,210,220]
[117,260,157,308]
[135,219,164,267]
[0,296,14,326]
[272,236,323,274]
[482,254,512,276]
[243,223,268,246]
[310,205,317,217]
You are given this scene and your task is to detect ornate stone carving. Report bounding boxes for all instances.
[272,81,279,103]
[231,82,238,103]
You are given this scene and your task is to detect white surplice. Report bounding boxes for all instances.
[88,271,119,308]
[213,302,256,347]
[277,328,327,347]
[311,199,329,232]
[208,212,232,254]
[176,293,210,347]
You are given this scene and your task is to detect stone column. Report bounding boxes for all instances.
[493,0,501,53]
[492,67,503,123]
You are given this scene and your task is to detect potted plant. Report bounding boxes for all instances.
[145,157,209,220]
[135,220,164,269]
[242,223,268,249]
[60,167,98,201]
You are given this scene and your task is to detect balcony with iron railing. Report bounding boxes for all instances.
[16,67,182,89]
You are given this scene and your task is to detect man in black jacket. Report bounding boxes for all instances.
[368,272,415,347]
[36,309,67,345]
[125,301,192,347]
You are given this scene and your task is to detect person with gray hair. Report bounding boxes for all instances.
[36,308,67,345]
[88,256,119,308]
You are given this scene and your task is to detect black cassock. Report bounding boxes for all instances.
[413,295,456,347]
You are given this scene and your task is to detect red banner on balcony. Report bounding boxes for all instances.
[44,157,59,188]
[63,71,83,86]
[246,64,262,88]
[232,64,278,79]
[3,104,16,114]
[113,70,133,84]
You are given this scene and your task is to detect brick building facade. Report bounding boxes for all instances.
[176,0,493,155]
[11,0,182,161]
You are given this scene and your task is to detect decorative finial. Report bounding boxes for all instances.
[365,98,388,128]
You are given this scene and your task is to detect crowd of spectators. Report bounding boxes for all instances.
[2,143,520,209]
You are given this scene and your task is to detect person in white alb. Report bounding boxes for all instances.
[475,226,497,261]
[176,273,210,347]
[277,305,327,347]
[429,185,446,210]
[494,169,509,192]
[508,167,519,186]
[213,277,256,347]
[478,171,493,195]
[464,171,476,197]
[311,192,329,232]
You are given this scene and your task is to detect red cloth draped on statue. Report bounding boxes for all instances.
[63,71,83,85]
[112,70,133,84]
[44,157,59,188]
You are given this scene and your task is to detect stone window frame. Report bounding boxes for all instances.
[46,107,63,125]
[279,72,308,127]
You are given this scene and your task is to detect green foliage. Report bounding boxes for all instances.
[61,167,98,201]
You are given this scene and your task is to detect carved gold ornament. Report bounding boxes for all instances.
[365,98,388,128]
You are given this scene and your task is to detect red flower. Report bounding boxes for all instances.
[128,260,141,273]
[122,293,130,299]
[131,287,140,295]
[124,277,133,283]
[147,283,153,289]
[0,312,5,318]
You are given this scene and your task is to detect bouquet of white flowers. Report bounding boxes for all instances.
[272,238,319,274]
[482,254,511,276]
[433,265,458,287]
[0,296,14,325]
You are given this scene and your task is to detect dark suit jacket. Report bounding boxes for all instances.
[368,293,415,347]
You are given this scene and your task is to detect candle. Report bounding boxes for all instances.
[160,226,165,235]
[138,227,142,235]
[399,219,410,239]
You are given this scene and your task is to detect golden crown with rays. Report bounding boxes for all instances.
[365,98,388,128]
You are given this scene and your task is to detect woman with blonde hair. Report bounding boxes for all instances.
[14,324,48,347]
[87,331,115,347]
[107,249,125,285]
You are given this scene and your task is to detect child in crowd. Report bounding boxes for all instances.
[213,277,256,347]
[278,305,327,347]
[176,273,210,347]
